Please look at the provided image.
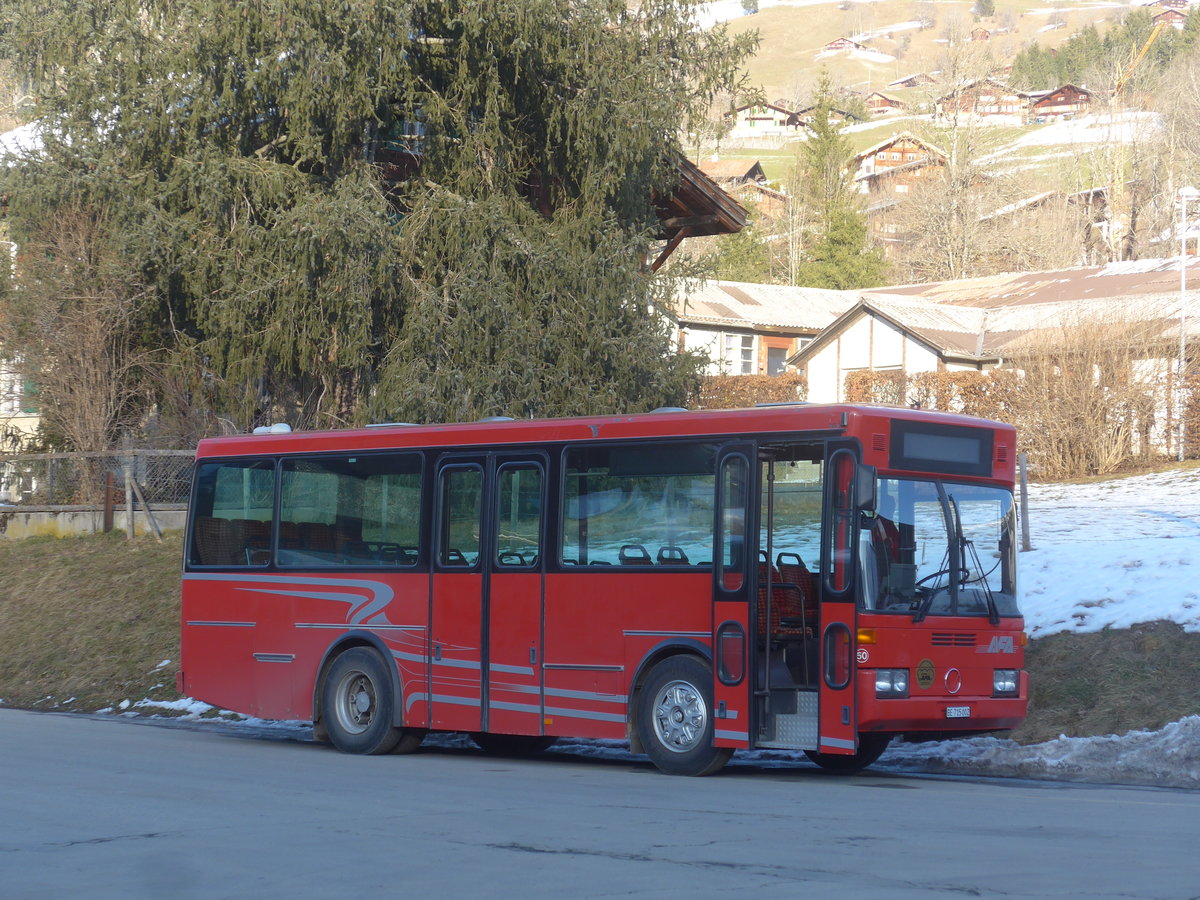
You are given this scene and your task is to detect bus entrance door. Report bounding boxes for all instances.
[712,447,753,749]
[816,448,859,756]
[484,457,546,736]
[430,457,487,731]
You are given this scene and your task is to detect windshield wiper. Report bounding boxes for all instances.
[913,484,955,624]
[952,495,1000,625]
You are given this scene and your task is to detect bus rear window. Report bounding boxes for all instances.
[189,460,275,567]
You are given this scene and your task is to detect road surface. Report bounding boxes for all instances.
[2,709,1197,898]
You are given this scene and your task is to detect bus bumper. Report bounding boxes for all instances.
[857,673,1029,735]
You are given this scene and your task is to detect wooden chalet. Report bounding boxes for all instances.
[1027,84,1092,121]
[821,37,869,53]
[1152,8,1189,28]
[865,92,905,116]
[852,132,947,182]
[935,79,1029,120]
[970,28,992,41]
[723,103,805,138]
[852,133,949,257]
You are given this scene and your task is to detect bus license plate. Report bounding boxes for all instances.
[945,706,971,719]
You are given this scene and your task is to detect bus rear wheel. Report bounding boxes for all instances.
[637,656,732,777]
[804,733,891,774]
[322,647,421,755]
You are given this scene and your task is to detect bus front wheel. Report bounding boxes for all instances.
[636,656,732,777]
[804,733,891,774]
[322,647,421,755]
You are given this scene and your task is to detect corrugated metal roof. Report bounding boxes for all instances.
[672,280,858,331]
[873,257,1200,308]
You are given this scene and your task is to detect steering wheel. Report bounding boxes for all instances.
[916,567,971,589]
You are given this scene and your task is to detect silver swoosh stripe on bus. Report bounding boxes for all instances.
[185,620,255,627]
[252,653,295,663]
[184,573,394,625]
[820,736,857,750]
[541,663,623,672]
[543,706,626,723]
[489,700,542,715]
[715,729,749,741]
[622,630,709,638]
[486,683,627,705]
[296,623,425,632]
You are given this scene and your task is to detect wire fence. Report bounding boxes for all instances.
[0,450,194,507]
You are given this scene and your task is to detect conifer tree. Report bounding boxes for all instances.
[788,72,888,289]
[0,0,755,434]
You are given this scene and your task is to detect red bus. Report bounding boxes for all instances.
[179,404,1026,776]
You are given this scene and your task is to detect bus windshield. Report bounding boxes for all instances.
[862,477,1018,619]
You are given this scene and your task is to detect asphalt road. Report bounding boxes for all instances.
[2,709,1198,899]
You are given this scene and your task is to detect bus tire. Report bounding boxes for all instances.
[804,733,891,775]
[470,734,557,757]
[636,656,732,777]
[322,647,406,755]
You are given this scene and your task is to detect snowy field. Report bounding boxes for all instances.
[122,468,1200,789]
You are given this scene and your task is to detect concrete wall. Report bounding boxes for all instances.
[0,505,186,540]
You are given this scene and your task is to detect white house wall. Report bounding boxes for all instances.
[678,325,759,376]
[803,312,947,402]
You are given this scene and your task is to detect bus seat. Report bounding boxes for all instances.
[194,516,237,566]
[657,546,689,565]
[618,544,652,565]
[777,552,818,620]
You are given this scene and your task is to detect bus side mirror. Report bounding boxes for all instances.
[856,464,877,513]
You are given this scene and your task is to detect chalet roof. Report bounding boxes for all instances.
[853,131,948,166]
[935,78,1030,103]
[866,92,904,103]
[697,158,765,181]
[725,102,799,117]
[649,156,749,270]
[886,73,935,88]
[855,155,948,183]
[671,280,857,332]
[787,294,995,366]
[794,104,863,121]
[824,37,869,50]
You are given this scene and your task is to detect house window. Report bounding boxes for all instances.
[724,334,755,375]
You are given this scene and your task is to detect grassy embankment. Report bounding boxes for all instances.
[2,530,1199,743]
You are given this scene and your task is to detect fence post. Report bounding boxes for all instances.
[103,470,115,533]
[123,463,135,540]
[1018,452,1033,553]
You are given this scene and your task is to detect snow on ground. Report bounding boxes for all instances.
[694,0,837,30]
[125,469,1200,788]
[1010,111,1163,149]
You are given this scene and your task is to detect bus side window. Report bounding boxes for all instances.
[439,465,483,567]
[495,465,542,568]
[278,454,422,568]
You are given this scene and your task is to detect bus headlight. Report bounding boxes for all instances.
[875,669,909,698]
[993,669,1019,697]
